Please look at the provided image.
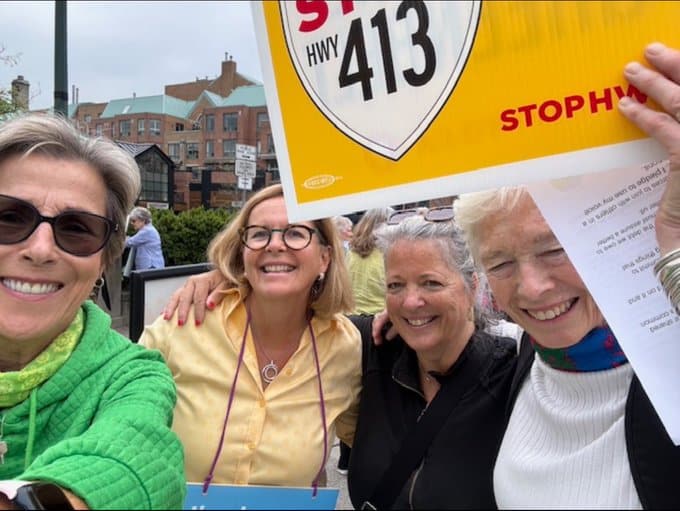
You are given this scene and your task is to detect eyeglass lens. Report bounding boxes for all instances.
[0,194,114,256]
[241,225,315,250]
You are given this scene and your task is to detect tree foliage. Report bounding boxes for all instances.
[0,45,21,115]
[147,207,235,266]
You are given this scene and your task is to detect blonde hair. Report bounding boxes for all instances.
[207,184,354,317]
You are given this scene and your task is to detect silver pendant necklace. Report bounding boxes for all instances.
[253,335,281,384]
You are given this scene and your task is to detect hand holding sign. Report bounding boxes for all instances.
[618,42,680,257]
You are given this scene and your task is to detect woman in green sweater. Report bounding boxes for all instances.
[0,114,185,509]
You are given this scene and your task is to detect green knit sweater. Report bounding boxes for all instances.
[0,301,186,509]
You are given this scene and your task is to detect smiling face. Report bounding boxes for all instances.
[242,195,330,305]
[0,154,108,358]
[385,238,475,370]
[477,194,604,348]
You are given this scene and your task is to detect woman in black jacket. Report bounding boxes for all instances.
[347,214,517,509]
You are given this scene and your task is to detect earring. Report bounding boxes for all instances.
[90,276,105,300]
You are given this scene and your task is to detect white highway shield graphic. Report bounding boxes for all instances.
[280,0,481,160]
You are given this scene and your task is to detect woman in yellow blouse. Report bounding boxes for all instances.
[140,184,361,490]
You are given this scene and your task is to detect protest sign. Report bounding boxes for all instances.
[252,1,679,220]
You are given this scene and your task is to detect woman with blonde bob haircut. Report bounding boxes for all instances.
[141,183,361,493]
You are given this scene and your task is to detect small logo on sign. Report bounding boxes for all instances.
[304,174,337,189]
[280,1,481,160]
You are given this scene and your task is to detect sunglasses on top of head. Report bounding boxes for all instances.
[387,206,454,225]
[0,194,118,257]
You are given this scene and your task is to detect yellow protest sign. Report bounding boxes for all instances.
[252,1,680,220]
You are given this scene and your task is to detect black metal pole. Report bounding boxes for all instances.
[54,0,68,116]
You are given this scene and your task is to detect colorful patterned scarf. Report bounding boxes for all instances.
[0,308,83,407]
[530,326,627,372]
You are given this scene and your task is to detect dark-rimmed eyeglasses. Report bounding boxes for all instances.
[387,206,454,225]
[239,224,320,251]
[0,194,118,257]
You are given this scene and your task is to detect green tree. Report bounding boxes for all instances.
[0,45,21,115]
[149,207,235,266]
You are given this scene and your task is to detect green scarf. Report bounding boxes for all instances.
[0,308,84,407]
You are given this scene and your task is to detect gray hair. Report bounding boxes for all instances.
[332,215,353,232]
[375,215,493,330]
[454,186,529,263]
[130,206,153,225]
[0,113,141,269]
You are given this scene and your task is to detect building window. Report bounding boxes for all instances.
[223,113,238,132]
[267,134,275,153]
[168,143,180,159]
[84,114,92,123]
[149,120,161,136]
[137,152,169,202]
[223,139,236,158]
[205,114,215,132]
[175,123,184,132]
[187,143,199,160]
[257,112,268,128]
[96,124,102,137]
[137,119,145,135]
[119,119,131,137]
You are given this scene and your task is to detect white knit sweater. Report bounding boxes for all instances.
[494,354,642,509]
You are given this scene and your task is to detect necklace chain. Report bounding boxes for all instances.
[252,330,302,384]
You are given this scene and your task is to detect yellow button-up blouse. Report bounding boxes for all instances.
[140,290,362,486]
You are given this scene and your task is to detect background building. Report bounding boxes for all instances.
[29,53,278,212]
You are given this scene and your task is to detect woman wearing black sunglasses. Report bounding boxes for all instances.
[0,114,184,509]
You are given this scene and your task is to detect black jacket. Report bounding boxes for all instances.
[348,316,516,509]
[509,332,680,509]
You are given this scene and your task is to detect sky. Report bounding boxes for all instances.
[0,1,264,111]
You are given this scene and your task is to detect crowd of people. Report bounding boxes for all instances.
[0,42,679,509]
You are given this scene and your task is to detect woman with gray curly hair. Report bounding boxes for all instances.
[0,113,184,509]
[346,214,517,509]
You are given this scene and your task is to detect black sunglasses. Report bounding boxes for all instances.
[387,206,454,225]
[0,194,118,256]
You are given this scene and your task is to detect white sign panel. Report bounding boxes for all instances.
[235,159,257,178]
[528,160,680,444]
[235,143,257,162]
[238,176,253,190]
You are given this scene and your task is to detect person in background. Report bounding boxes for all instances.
[346,207,393,317]
[335,207,392,476]
[139,184,361,492]
[332,215,354,254]
[125,206,164,270]
[0,113,185,509]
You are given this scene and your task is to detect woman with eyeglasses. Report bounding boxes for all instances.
[0,114,185,509]
[140,184,361,492]
[162,212,518,508]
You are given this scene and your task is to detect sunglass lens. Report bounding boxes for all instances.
[426,208,454,221]
[54,213,110,256]
[0,196,38,244]
[388,211,416,225]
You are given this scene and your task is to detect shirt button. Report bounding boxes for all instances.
[247,442,256,450]
[284,367,293,376]
[258,398,266,408]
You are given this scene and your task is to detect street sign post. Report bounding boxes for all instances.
[235,159,257,178]
[235,143,256,162]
